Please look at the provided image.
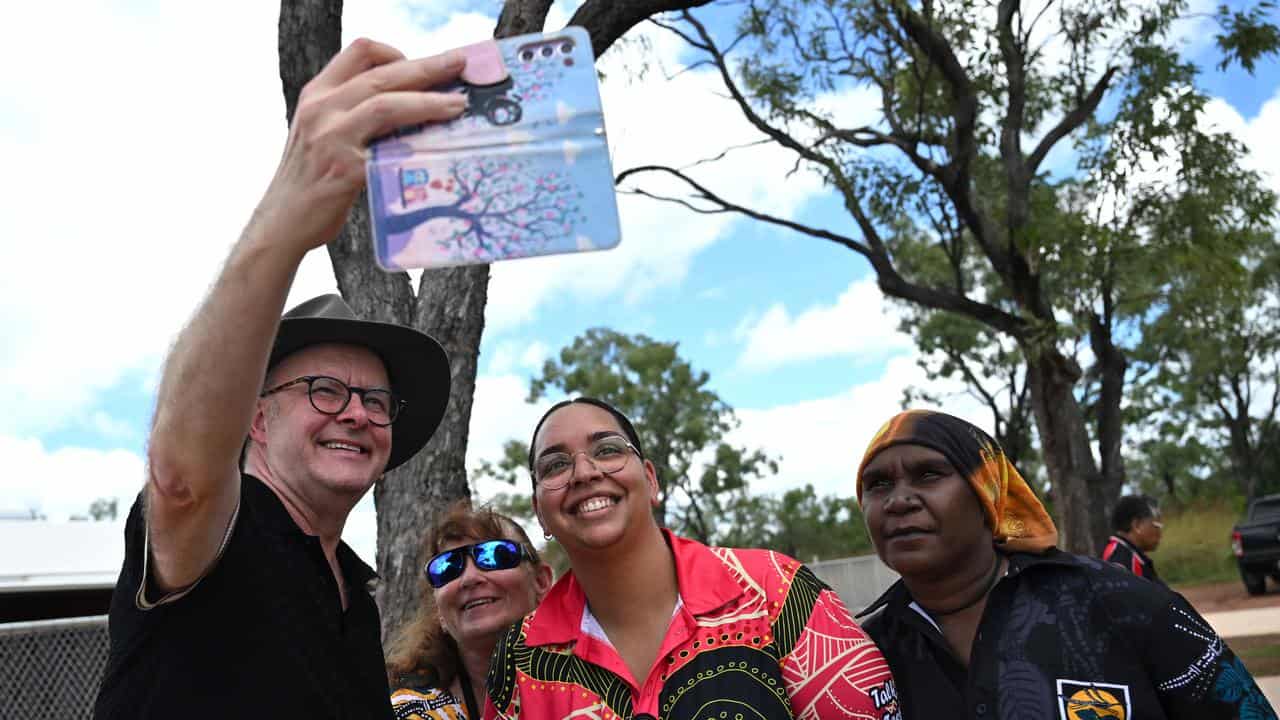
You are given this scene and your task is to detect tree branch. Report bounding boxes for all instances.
[570,0,716,57]
[889,2,1015,292]
[1026,66,1119,175]
[945,343,1003,419]
[998,0,1029,212]
[818,125,944,176]
[495,0,554,37]
[617,164,1029,337]
[681,138,775,171]
[669,10,862,202]
[617,165,869,253]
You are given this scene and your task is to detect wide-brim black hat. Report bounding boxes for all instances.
[269,294,451,472]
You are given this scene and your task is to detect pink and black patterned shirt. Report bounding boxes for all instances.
[485,530,899,720]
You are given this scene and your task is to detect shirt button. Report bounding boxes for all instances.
[975,702,988,715]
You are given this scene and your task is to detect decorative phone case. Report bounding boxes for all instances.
[366,27,620,271]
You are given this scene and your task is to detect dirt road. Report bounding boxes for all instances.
[1175,579,1280,614]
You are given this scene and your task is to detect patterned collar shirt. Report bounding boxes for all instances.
[857,549,1274,720]
[390,684,467,720]
[485,530,901,720]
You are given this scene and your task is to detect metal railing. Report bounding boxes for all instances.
[0,615,109,719]
[810,553,900,614]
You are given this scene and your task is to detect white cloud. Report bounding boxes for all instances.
[0,2,289,436]
[85,411,141,443]
[729,353,991,499]
[733,278,913,372]
[1202,87,1280,197]
[466,373,549,497]
[343,5,496,56]
[0,435,144,521]
[520,341,549,369]
[485,339,550,374]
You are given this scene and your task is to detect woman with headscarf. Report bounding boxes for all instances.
[387,503,552,720]
[855,409,1274,720]
[484,397,898,720]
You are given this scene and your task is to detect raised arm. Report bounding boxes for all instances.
[144,40,467,591]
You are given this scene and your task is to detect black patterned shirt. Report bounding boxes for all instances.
[1102,535,1163,585]
[858,549,1274,720]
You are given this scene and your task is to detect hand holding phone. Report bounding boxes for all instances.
[365,28,621,271]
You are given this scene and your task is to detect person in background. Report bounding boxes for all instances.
[386,503,552,720]
[1102,494,1165,584]
[93,39,467,720]
[855,409,1274,720]
[485,397,899,720]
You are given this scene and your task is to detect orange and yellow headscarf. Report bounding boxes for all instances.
[856,410,1058,553]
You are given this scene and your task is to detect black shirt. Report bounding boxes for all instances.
[858,549,1275,720]
[94,474,393,720]
[1102,534,1163,585]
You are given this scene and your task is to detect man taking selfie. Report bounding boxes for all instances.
[94,40,465,720]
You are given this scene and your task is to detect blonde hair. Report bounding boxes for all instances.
[384,502,541,687]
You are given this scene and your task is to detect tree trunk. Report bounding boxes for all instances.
[1025,347,1102,555]
[278,0,486,640]
[1089,313,1128,550]
[1225,416,1260,503]
[1162,471,1180,508]
[374,266,489,638]
[280,0,722,638]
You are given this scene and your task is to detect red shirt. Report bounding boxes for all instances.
[485,531,898,720]
[1101,534,1162,584]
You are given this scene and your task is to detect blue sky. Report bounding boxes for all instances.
[1,0,1276,564]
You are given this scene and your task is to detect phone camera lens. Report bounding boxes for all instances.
[560,41,573,54]
[540,45,553,58]
[520,49,534,62]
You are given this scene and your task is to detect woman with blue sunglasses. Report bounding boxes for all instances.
[386,502,552,720]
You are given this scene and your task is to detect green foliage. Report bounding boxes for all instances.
[901,307,1041,477]
[1133,240,1280,502]
[718,484,872,561]
[88,497,118,522]
[1215,1,1280,72]
[1126,433,1222,508]
[644,0,1280,543]
[474,439,532,489]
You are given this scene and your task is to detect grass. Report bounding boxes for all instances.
[1151,499,1242,586]
[1229,635,1280,676]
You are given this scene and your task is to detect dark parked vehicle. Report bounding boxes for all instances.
[1231,494,1280,595]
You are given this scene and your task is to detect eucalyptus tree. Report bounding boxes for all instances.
[618,0,1278,552]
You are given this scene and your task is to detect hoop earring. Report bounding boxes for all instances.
[543,531,553,541]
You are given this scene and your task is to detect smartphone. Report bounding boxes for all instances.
[366,27,621,271]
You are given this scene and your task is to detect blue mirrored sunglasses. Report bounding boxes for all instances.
[424,539,530,589]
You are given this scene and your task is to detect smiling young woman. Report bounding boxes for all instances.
[482,397,899,720]
[854,409,1276,720]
